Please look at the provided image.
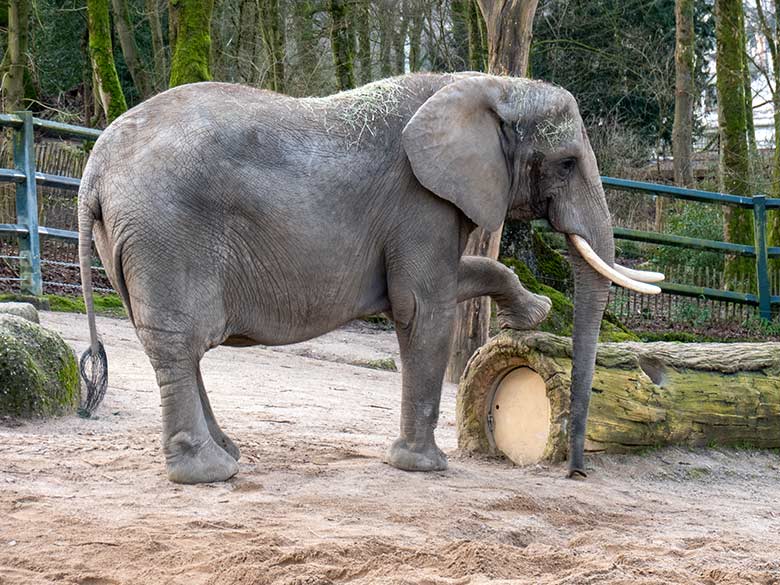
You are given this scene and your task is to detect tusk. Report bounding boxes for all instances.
[613,263,665,283]
[569,235,662,295]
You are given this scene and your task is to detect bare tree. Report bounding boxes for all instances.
[111,0,152,98]
[672,0,695,188]
[259,0,286,92]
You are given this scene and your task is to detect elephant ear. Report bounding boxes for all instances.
[402,76,511,232]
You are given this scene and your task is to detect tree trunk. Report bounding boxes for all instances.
[407,0,424,72]
[715,0,754,288]
[146,0,168,91]
[111,0,152,98]
[663,0,695,232]
[378,1,393,78]
[393,1,408,75]
[467,0,487,72]
[356,0,372,84]
[329,0,355,91]
[169,0,215,88]
[767,0,780,262]
[457,331,780,464]
[2,0,30,112]
[446,0,539,383]
[292,0,318,90]
[87,0,128,123]
[477,0,538,77]
[259,0,285,92]
[671,0,695,189]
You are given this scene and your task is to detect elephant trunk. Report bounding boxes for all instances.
[565,221,613,478]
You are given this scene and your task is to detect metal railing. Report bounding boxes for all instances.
[1,112,778,319]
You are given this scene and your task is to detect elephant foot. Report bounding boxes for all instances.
[386,438,448,472]
[498,293,552,330]
[210,429,241,461]
[567,467,588,480]
[165,435,239,484]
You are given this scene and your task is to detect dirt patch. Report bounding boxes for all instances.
[1,312,779,584]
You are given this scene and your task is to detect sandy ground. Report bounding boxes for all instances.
[1,312,780,585]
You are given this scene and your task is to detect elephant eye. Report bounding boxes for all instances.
[556,157,576,179]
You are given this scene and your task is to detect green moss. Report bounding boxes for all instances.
[0,315,79,417]
[0,293,126,318]
[501,257,638,342]
[87,0,127,122]
[532,231,572,293]
[169,0,215,87]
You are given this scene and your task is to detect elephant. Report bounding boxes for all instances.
[77,72,661,484]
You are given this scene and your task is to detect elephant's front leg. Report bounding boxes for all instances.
[457,256,552,330]
[385,284,456,472]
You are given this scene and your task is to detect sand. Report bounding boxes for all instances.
[1,311,779,584]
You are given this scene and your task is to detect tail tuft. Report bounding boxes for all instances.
[78,341,108,418]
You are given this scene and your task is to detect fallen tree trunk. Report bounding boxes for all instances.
[457,331,780,465]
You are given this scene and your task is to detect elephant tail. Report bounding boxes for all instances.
[77,194,108,418]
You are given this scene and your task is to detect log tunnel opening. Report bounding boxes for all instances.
[489,367,551,466]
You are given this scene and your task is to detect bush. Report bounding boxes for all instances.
[650,201,725,274]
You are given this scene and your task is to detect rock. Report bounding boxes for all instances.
[0,302,39,324]
[0,315,80,417]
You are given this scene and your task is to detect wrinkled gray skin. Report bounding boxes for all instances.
[78,73,612,483]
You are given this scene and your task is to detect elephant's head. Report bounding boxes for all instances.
[402,75,662,477]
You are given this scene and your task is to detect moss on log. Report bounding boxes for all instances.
[457,331,780,464]
[0,315,79,417]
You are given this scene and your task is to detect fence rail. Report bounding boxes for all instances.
[1,112,779,320]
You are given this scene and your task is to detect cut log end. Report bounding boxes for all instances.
[491,367,550,466]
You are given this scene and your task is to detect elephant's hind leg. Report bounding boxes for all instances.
[139,330,239,484]
[197,367,240,461]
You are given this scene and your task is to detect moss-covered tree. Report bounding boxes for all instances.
[715,0,754,286]
[259,0,285,93]
[169,0,215,87]
[329,0,355,91]
[87,0,128,123]
[1,0,31,111]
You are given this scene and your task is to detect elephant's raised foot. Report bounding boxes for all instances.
[165,436,239,484]
[498,293,552,330]
[386,438,448,472]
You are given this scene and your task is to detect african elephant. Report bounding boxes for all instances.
[77,73,660,484]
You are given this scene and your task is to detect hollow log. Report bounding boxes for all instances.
[457,331,780,465]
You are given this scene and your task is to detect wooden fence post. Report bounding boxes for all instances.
[752,195,771,320]
[13,111,42,296]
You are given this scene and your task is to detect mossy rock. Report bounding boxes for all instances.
[0,315,80,418]
[500,257,638,342]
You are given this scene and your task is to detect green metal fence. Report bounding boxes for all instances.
[1,111,779,320]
